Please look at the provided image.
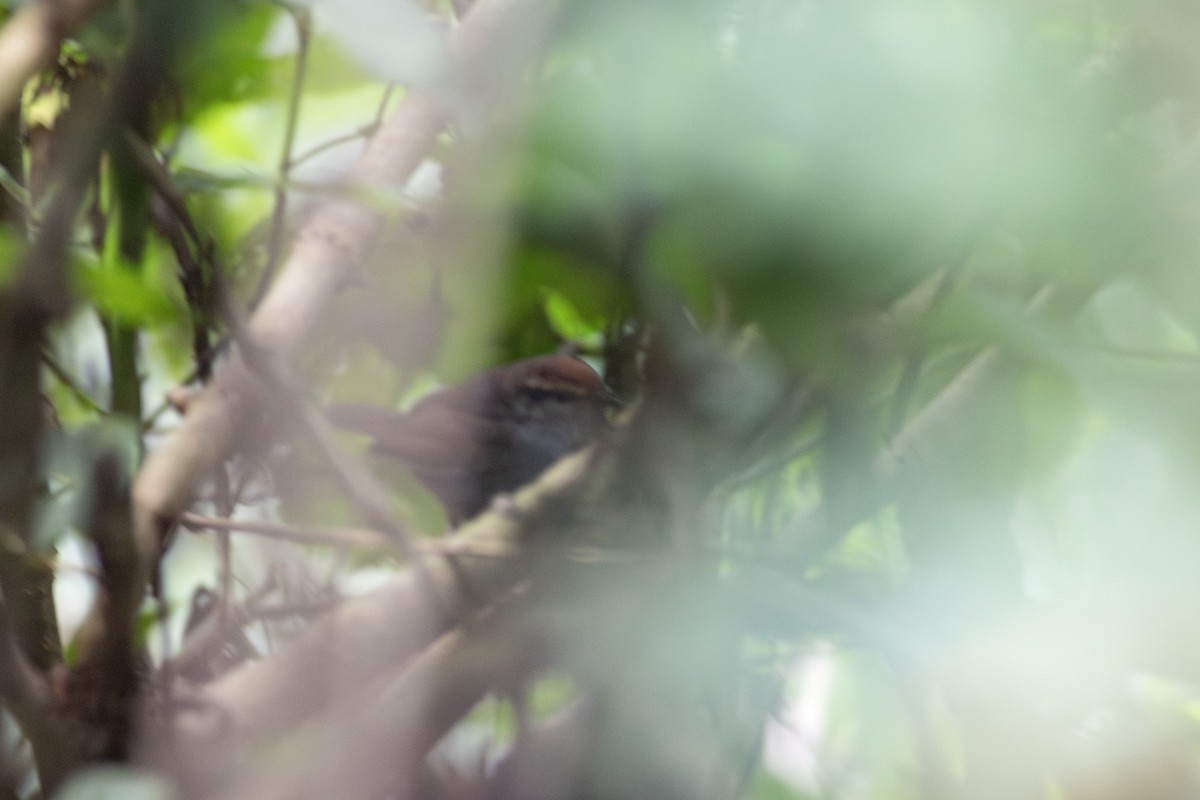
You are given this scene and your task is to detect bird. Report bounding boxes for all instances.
[327,355,619,524]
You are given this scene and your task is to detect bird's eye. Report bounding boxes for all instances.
[520,386,577,405]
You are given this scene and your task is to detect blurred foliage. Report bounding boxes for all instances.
[9,0,1200,798]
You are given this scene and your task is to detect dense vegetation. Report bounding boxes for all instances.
[2,1,1200,798]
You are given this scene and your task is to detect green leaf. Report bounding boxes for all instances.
[542,288,603,348]
[73,256,178,327]
[173,0,278,115]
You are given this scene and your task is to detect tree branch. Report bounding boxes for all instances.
[216,607,533,800]
[131,0,550,587]
[155,449,593,791]
[65,449,140,760]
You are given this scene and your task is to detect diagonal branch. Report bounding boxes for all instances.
[184,449,589,741]
[130,0,549,587]
[153,448,595,795]
[214,599,545,800]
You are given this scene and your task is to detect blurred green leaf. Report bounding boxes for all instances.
[72,255,178,327]
[173,0,279,116]
[499,245,623,360]
[542,288,603,349]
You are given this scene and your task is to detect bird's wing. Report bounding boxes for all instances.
[326,401,493,515]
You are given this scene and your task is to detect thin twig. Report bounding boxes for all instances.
[181,512,396,551]
[41,348,107,415]
[140,376,194,433]
[248,7,312,312]
[172,167,378,195]
[123,132,204,244]
[289,84,397,168]
[123,131,216,379]
[288,125,376,169]
[213,467,235,625]
[721,434,822,492]
[181,511,521,559]
[0,164,29,210]
[244,598,340,622]
[210,270,430,574]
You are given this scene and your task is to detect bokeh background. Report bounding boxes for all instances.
[4,1,1200,799]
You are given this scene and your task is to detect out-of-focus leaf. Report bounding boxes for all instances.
[1081,279,1198,355]
[55,766,171,800]
[822,507,908,582]
[178,105,276,168]
[173,1,279,116]
[1020,368,1086,487]
[542,288,603,349]
[885,342,1027,648]
[72,255,178,327]
[498,245,623,361]
[297,0,448,89]
[516,2,1127,370]
[294,34,376,94]
[821,651,918,798]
